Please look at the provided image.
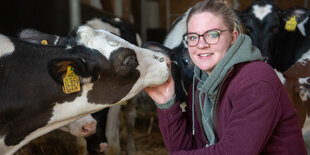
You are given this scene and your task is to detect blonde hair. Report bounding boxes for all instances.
[187,0,242,34]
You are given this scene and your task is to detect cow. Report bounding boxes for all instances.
[236,0,310,72]
[163,8,194,95]
[276,49,310,133]
[19,15,143,154]
[0,25,170,155]
[274,48,310,152]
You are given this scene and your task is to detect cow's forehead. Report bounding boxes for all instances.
[252,4,273,21]
[76,26,131,59]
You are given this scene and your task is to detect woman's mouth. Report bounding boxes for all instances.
[199,53,213,57]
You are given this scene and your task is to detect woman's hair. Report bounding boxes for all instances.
[187,0,242,34]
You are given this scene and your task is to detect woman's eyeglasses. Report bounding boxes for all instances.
[183,29,228,47]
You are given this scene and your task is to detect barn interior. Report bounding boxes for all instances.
[0,0,309,154]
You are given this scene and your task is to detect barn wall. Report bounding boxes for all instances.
[0,0,69,36]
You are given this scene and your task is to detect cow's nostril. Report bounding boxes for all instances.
[159,57,165,62]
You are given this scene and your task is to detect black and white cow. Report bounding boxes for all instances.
[236,0,310,71]
[163,8,194,94]
[0,25,170,155]
[20,16,143,154]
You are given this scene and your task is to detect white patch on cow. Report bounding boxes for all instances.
[297,17,309,37]
[299,87,310,102]
[0,34,15,58]
[297,49,310,65]
[59,114,96,137]
[299,78,310,102]
[136,33,142,47]
[299,77,310,85]
[49,83,108,123]
[163,8,190,49]
[86,18,121,36]
[114,17,121,22]
[76,26,125,59]
[54,36,60,45]
[303,116,310,134]
[274,69,286,84]
[0,137,13,155]
[252,4,272,21]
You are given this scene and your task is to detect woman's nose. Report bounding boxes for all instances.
[197,36,210,48]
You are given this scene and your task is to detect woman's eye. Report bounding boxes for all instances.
[189,35,198,40]
[207,32,219,38]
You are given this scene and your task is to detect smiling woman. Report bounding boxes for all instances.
[144,0,307,154]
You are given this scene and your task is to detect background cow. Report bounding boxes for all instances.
[236,0,310,72]
[275,48,310,152]
[0,25,170,155]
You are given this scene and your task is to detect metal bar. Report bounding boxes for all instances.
[166,0,170,30]
[69,0,81,31]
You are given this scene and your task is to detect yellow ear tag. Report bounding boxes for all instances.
[62,66,81,94]
[41,40,48,45]
[285,16,297,31]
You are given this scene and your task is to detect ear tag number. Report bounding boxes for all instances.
[285,16,297,31]
[63,66,81,94]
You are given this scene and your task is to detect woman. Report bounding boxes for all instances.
[144,0,306,154]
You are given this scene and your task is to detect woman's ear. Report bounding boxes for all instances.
[230,29,239,46]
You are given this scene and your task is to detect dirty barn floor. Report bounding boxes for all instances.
[14,102,168,155]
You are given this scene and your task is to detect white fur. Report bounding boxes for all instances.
[86,18,121,36]
[58,114,96,137]
[297,17,309,37]
[299,78,310,102]
[163,8,190,49]
[297,49,310,66]
[0,34,15,58]
[252,4,272,21]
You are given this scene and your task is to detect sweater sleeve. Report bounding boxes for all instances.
[156,86,200,152]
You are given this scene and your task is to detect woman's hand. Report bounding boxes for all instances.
[144,75,175,104]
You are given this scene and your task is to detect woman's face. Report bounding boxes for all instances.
[187,12,238,74]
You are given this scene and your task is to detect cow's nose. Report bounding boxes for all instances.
[81,121,97,136]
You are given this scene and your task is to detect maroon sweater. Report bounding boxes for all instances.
[157,61,306,155]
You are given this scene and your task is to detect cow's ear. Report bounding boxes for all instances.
[18,28,60,45]
[48,58,95,85]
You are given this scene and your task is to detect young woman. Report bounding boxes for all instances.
[144,0,306,154]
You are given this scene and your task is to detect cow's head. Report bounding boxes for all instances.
[142,41,194,103]
[236,0,281,59]
[236,0,310,66]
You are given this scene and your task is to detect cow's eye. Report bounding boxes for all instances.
[245,26,252,33]
[182,58,190,66]
[122,55,138,69]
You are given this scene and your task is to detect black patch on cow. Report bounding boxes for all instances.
[87,47,140,104]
